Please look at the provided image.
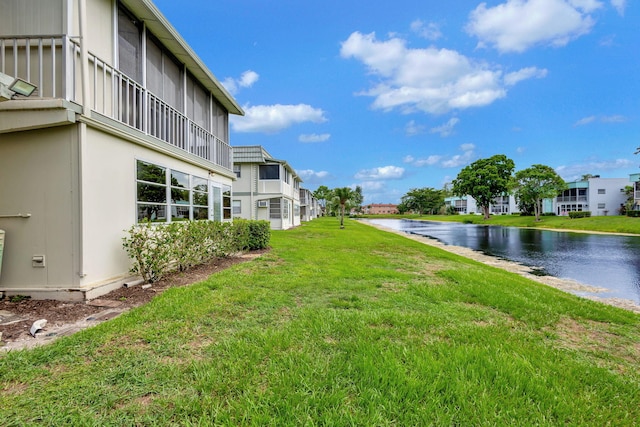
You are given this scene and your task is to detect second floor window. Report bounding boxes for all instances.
[259,165,280,180]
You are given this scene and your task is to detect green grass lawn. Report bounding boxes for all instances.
[2,217,639,425]
[367,213,640,234]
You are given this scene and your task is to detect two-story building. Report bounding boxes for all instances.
[554,177,627,216]
[232,146,302,230]
[444,195,518,215]
[299,188,319,222]
[0,0,242,300]
[630,173,640,210]
[364,204,399,215]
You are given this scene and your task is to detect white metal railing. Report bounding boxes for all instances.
[556,196,588,202]
[0,35,231,170]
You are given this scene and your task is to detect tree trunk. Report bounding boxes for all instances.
[534,199,541,222]
[483,205,490,220]
[340,204,345,228]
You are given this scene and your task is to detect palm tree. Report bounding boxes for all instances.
[333,187,354,229]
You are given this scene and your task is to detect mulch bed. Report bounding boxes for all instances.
[0,250,267,344]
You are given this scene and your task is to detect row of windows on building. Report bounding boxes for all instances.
[136,160,231,223]
[137,160,302,224]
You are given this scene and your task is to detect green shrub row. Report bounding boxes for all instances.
[122,219,270,283]
[626,210,640,217]
[568,211,591,219]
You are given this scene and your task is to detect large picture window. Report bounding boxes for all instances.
[136,160,214,223]
[259,164,280,180]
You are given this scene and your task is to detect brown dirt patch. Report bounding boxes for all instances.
[1,250,268,350]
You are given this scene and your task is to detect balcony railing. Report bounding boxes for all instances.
[556,196,588,203]
[0,35,231,170]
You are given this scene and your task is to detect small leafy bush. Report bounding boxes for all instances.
[122,219,271,283]
[626,210,640,217]
[568,211,591,219]
[247,220,271,250]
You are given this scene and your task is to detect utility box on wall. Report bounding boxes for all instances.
[0,229,5,278]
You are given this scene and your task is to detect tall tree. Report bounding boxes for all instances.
[352,185,364,214]
[332,187,355,228]
[513,164,566,221]
[401,187,444,215]
[452,155,515,220]
[313,185,331,215]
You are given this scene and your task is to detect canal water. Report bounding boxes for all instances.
[369,219,640,304]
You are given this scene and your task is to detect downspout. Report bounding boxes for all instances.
[78,0,91,118]
[250,164,254,219]
[76,0,90,278]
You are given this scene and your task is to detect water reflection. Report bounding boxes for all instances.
[370,219,640,304]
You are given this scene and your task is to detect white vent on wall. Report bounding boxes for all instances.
[257,200,268,208]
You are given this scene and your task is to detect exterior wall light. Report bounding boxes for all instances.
[0,72,37,101]
[8,78,37,97]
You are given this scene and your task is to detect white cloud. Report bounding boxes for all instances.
[610,0,626,15]
[357,181,387,191]
[504,67,548,86]
[299,133,331,143]
[354,165,405,180]
[340,31,546,114]
[405,120,426,136]
[430,117,460,137]
[406,144,476,168]
[601,115,628,123]
[466,0,602,53]
[574,115,597,126]
[516,146,526,153]
[574,114,628,126]
[231,104,327,133]
[410,20,443,41]
[297,169,330,185]
[221,70,260,95]
[555,158,634,180]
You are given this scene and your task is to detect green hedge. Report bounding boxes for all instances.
[122,219,271,283]
[627,210,640,217]
[568,211,591,219]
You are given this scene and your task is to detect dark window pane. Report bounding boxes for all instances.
[171,205,190,221]
[193,192,208,206]
[137,204,166,222]
[259,164,279,180]
[171,188,190,204]
[137,160,166,184]
[193,206,208,220]
[137,182,166,203]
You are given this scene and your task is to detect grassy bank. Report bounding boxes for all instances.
[365,213,640,234]
[2,218,639,425]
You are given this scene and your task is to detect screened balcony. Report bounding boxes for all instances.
[0,35,232,171]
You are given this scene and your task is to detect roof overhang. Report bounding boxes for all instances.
[122,0,244,116]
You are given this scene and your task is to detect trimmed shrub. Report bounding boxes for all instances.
[122,219,271,283]
[247,220,271,250]
[626,210,640,217]
[568,211,591,219]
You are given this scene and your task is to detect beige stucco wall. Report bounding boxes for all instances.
[0,125,78,290]
[85,0,115,64]
[78,125,234,289]
[0,120,234,298]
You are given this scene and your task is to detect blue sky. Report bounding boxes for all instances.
[154,0,639,204]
